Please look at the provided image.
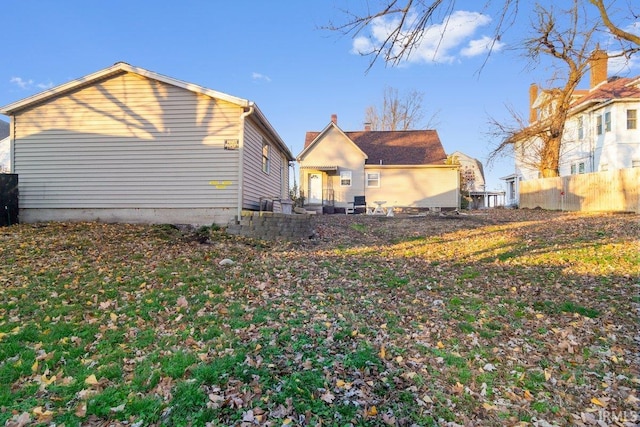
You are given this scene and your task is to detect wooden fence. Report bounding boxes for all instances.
[520,168,640,213]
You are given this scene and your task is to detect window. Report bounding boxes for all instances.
[366,172,380,188]
[577,116,584,140]
[604,112,611,132]
[578,162,585,174]
[262,140,270,174]
[596,115,603,135]
[340,171,352,187]
[570,164,576,175]
[601,163,608,172]
[628,109,637,129]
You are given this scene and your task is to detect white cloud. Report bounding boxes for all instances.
[351,9,502,65]
[10,76,53,90]
[36,81,54,89]
[352,36,375,55]
[604,21,640,74]
[608,53,640,74]
[252,72,272,83]
[10,76,33,89]
[461,35,504,57]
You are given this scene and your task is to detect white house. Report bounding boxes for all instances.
[0,62,294,225]
[503,50,640,206]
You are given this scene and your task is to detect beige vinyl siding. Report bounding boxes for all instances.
[364,166,459,208]
[242,119,288,209]
[14,72,242,209]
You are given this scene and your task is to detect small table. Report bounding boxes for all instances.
[372,200,387,215]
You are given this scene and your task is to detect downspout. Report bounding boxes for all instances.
[456,165,461,210]
[237,105,254,221]
[9,115,15,173]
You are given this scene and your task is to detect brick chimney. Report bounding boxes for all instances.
[590,49,608,89]
[529,83,538,123]
[331,114,337,124]
[364,122,372,131]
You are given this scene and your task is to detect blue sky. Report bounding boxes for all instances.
[2,1,638,190]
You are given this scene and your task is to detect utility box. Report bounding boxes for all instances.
[0,174,18,226]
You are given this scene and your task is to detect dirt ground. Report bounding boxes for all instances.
[307,208,590,247]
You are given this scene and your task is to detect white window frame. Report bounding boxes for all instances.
[340,171,352,187]
[262,140,270,174]
[627,109,637,130]
[604,112,611,132]
[578,162,585,174]
[596,115,603,135]
[577,116,584,140]
[366,172,380,188]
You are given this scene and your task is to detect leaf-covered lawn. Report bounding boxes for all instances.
[0,210,638,426]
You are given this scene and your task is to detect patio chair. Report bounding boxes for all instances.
[346,195,367,214]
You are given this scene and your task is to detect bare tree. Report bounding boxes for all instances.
[327,0,638,69]
[490,2,601,177]
[326,0,520,70]
[365,86,439,130]
[330,1,638,177]
[590,0,640,46]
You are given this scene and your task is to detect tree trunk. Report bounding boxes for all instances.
[540,133,561,177]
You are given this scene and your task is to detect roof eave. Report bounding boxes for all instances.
[0,62,252,115]
[297,122,368,161]
[364,164,456,169]
[250,104,294,161]
[570,96,640,115]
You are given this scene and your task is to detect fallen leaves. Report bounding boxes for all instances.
[0,211,637,426]
[84,374,99,385]
[319,390,335,403]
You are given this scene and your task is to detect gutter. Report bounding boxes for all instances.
[237,105,254,221]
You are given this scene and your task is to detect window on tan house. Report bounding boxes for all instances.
[604,112,611,132]
[628,109,637,129]
[596,115,603,135]
[570,164,577,175]
[578,162,585,174]
[340,171,352,187]
[262,140,270,174]
[366,172,380,188]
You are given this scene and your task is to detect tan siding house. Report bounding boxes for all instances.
[298,115,459,212]
[0,62,293,225]
[363,166,459,208]
[242,121,289,210]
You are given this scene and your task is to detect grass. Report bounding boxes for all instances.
[0,211,638,426]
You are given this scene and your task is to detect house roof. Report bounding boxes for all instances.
[0,62,294,160]
[303,128,447,165]
[449,150,485,178]
[570,76,640,113]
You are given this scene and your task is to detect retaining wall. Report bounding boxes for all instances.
[226,211,315,240]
